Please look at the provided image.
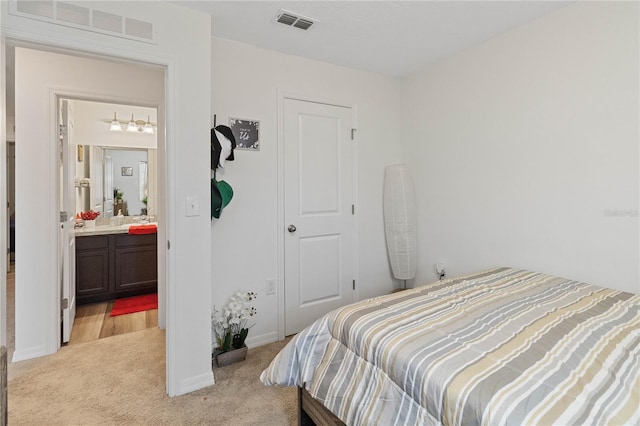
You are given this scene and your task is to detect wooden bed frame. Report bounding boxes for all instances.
[298,386,345,426]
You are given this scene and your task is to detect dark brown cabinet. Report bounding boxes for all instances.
[76,233,157,305]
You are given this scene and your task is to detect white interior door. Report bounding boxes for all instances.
[60,99,76,343]
[284,98,355,335]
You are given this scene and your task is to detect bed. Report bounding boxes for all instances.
[260,267,640,425]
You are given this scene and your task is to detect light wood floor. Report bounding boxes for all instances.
[7,261,156,347]
[69,300,158,345]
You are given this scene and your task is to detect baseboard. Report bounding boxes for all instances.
[11,345,49,363]
[245,331,278,349]
[178,371,215,395]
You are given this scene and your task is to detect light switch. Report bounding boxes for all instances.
[186,195,200,217]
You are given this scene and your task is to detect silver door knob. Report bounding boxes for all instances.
[288,224,297,233]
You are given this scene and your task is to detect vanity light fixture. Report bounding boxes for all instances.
[127,113,138,132]
[109,112,155,134]
[110,112,123,131]
[143,115,154,134]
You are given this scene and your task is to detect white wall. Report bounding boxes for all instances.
[73,101,157,150]
[401,1,639,294]
[5,0,213,396]
[211,37,403,347]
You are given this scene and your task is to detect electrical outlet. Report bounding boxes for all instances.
[266,278,276,295]
[435,261,446,276]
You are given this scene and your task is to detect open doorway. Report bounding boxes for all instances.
[57,98,160,345]
[8,46,166,364]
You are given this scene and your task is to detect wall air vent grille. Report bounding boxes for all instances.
[275,9,316,31]
[9,0,157,44]
[16,0,53,19]
[93,10,122,33]
[56,2,90,27]
[125,17,154,40]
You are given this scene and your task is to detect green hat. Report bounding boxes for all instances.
[211,179,233,219]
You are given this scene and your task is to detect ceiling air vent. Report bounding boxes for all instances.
[275,9,316,31]
[293,19,314,31]
[276,12,297,26]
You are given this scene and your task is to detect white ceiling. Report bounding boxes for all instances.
[5,1,572,117]
[178,0,572,78]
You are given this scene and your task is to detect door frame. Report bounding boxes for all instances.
[276,90,360,340]
[55,95,160,345]
[0,35,7,350]
[2,37,175,393]
[58,98,76,344]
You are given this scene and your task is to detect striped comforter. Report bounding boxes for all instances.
[261,268,640,425]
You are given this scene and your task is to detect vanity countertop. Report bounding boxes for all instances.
[74,223,157,237]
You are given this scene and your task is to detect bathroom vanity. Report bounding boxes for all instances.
[75,224,157,305]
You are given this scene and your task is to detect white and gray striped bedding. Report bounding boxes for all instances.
[261,267,640,425]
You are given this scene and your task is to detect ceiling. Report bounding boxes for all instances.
[178,0,572,78]
[5,1,572,117]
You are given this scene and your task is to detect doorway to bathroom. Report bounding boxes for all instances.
[57,97,160,344]
[9,46,167,365]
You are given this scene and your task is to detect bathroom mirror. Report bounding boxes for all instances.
[77,147,156,218]
[70,99,158,218]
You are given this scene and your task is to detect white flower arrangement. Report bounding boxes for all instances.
[212,291,257,353]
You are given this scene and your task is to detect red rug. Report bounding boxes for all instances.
[110,293,158,317]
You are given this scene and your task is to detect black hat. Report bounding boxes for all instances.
[211,127,222,170]
[215,125,236,161]
[211,125,236,170]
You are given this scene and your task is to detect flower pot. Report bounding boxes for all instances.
[213,344,247,368]
[84,220,96,229]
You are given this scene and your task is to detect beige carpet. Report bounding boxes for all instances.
[8,329,296,425]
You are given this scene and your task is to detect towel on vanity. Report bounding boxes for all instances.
[128,224,157,235]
